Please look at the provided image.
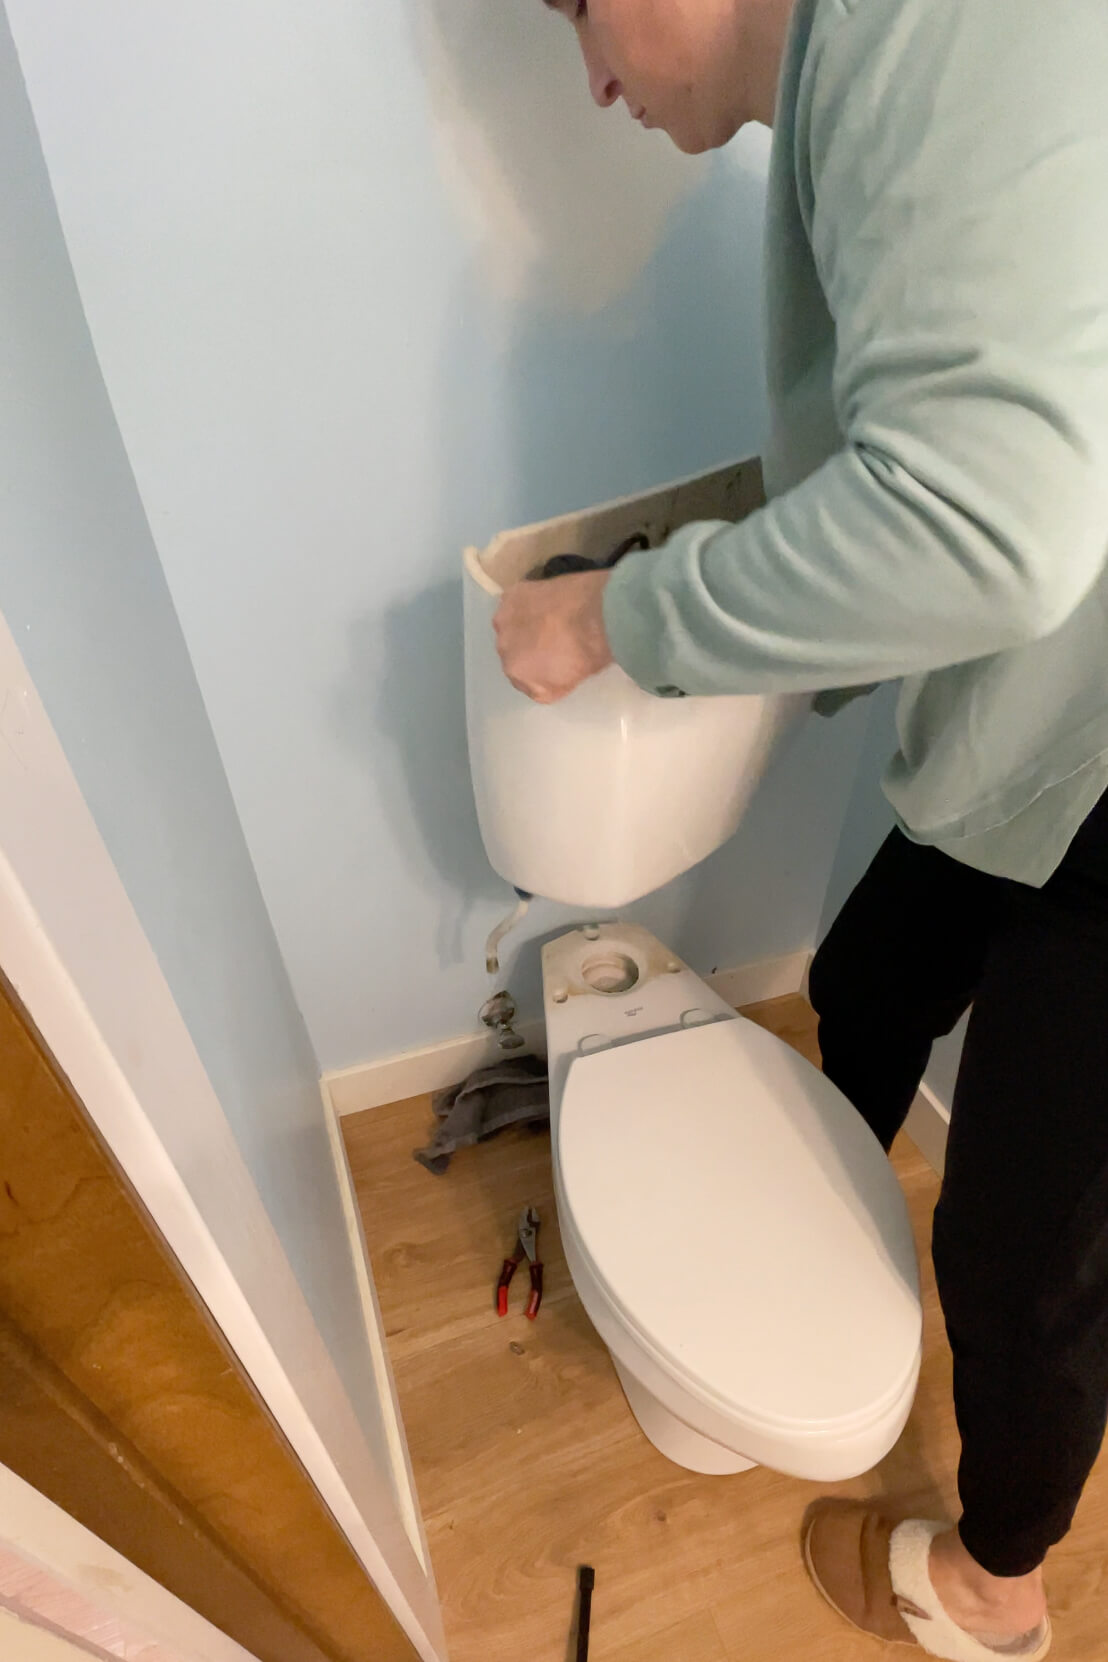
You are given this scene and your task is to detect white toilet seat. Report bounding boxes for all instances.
[556,1017,922,1446]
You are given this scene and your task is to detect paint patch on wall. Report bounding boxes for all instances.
[414,0,708,312]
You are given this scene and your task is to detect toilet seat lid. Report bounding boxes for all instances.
[557,1018,921,1431]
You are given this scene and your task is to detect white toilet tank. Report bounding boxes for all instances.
[464,459,809,908]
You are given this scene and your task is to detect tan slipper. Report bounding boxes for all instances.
[803,1504,1052,1660]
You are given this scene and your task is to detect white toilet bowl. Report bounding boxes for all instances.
[543,924,923,1481]
[463,468,922,1481]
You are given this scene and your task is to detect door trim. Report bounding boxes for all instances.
[0,611,444,1661]
[0,970,416,1662]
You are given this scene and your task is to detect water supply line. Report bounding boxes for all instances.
[485,888,532,976]
[480,888,534,1052]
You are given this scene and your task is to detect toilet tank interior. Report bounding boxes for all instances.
[466,455,768,592]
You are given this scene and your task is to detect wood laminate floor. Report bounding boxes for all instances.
[344,997,1108,1660]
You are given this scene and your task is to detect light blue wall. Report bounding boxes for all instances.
[0,6,388,1463]
[10,0,867,1071]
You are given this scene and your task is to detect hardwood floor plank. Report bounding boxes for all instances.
[345,1097,575,1363]
[602,1608,728,1662]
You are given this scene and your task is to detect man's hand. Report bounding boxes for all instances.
[493,570,614,704]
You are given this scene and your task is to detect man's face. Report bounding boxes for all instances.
[544,1,748,155]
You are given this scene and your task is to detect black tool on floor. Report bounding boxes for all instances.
[575,1564,595,1662]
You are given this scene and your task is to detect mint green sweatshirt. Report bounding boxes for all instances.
[603,0,1108,885]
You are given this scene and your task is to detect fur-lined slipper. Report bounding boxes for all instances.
[803,1506,1051,1659]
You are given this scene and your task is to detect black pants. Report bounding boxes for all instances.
[809,787,1108,1577]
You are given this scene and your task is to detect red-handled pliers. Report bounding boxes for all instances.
[497,1205,543,1320]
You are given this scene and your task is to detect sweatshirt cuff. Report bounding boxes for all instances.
[602,549,688,699]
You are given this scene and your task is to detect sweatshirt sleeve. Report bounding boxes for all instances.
[603,0,1108,698]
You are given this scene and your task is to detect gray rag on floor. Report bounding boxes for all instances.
[413,1055,549,1175]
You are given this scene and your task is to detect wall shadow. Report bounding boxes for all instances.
[407,0,714,315]
[379,0,773,988]
[336,585,507,971]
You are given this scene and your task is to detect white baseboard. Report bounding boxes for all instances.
[322,948,956,1179]
[319,1080,431,1573]
[905,1082,951,1176]
[707,948,814,1011]
[325,949,814,1118]
[325,1017,548,1118]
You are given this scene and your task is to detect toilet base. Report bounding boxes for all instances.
[612,1359,757,1476]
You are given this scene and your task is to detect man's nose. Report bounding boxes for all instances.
[581,42,622,108]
